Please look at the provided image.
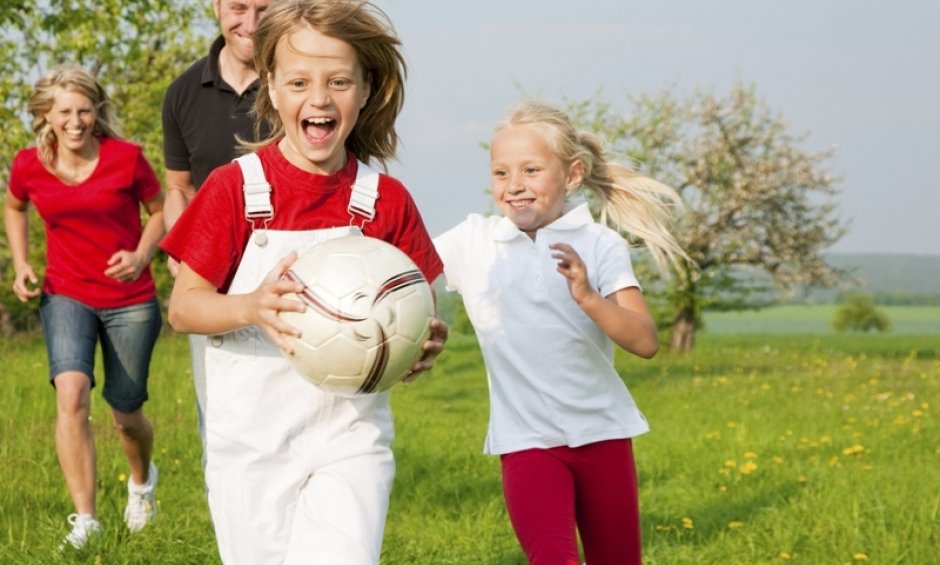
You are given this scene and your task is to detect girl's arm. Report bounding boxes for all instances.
[403,288,449,380]
[105,193,166,282]
[167,252,306,354]
[551,242,659,358]
[3,192,41,302]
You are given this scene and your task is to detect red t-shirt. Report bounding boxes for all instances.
[8,137,162,308]
[161,144,443,293]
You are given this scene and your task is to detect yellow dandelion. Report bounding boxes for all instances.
[728,521,744,530]
[740,461,758,475]
[724,460,737,468]
[682,517,694,529]
[797,475,808,483]
[853,552,869,561]
[744,451,758,459]
[912,409,923,418]
[174,459,181,465]
[719,485,728,493]
[118,473,127,483]
[842,444,865,456]
[820,435,832,444]
[780,552,791,560]
[772,456,784,465]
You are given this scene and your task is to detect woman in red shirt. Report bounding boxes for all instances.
[3,65,164,549]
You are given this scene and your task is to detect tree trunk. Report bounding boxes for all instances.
[670,309,696,353]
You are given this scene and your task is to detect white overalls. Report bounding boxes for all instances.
[204,153,395,565]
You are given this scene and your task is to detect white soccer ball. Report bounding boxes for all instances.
[279,234,434,397]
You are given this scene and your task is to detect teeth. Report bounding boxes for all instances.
[305,117,333,124]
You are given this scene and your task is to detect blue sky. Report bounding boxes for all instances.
[380,0,939,256]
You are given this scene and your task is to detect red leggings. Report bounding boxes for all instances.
[500,439,642,565]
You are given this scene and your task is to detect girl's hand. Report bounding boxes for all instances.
[104,250,147,282]
[550,242,599,305]
[249,251,307,354]
[11,264,40,302]
[403,316,449,382]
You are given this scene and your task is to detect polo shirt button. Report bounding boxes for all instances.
[211,335,223,347]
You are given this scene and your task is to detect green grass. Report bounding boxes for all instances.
[1,329,938,564]
[704,305,940,334]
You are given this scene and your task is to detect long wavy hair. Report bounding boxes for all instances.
[27,65,121,167]
[497,101,689,274]
[244,0,406,170]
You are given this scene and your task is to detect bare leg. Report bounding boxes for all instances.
[54,371,96,516]
[111,407,154,485]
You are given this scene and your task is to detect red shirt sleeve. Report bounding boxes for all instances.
[160,162,250,291]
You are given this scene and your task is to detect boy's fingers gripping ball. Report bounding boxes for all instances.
[278,234,434,397]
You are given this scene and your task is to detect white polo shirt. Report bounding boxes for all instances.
[434,202,650,456]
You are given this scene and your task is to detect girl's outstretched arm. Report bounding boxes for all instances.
[167,252,307,354]
[551,242,659,358]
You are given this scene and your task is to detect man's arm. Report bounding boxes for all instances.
[163,168,198,277]
[164,168,198,231]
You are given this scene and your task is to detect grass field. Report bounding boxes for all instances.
[704,305,940,335]
[1,324,937,564]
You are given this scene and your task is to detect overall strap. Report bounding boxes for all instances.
[348,160,380,224]
[235,153,273,221]
[235,154,380,224]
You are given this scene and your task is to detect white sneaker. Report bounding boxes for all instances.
[124,462,158,532]
[61,513,101,550]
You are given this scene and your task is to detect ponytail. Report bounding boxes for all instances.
[498,101,689,275]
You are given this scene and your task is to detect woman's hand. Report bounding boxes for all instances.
[11,264,40,302]
[104,250,148,283]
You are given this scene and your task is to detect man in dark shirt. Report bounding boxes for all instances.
[161,0,272,466]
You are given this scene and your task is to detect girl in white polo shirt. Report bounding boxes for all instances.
[434,101,688,565]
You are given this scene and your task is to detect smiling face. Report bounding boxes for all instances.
[44,88,97,156]
[268,26,370,174]
[214,0,272,66]
[490,124,583,238]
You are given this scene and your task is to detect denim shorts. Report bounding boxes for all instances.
[39,293,162,413]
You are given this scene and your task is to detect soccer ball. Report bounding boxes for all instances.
[279,234,434,397]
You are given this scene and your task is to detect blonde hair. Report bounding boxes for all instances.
[27,65,121,168]
[497,101,688,274]
[245,0,406,169]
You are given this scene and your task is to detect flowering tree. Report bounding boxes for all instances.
[569,84,848,351]
[0,0,210,331]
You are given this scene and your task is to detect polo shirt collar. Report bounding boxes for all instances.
[492,200,593,241]
[201,36,226,86]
